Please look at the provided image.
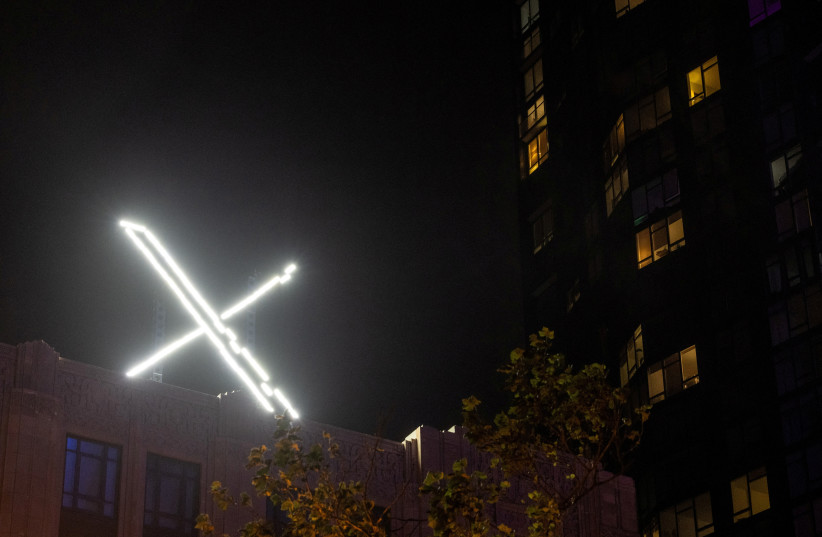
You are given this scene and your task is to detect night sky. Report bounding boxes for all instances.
[0,3,524,439]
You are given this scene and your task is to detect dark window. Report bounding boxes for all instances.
[60,436,120,537]
[144,453,200,537]
[632,169,680,226]
[748,0,781,26]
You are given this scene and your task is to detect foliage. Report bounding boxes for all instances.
[197,418,396,537]
[420,328,648,537]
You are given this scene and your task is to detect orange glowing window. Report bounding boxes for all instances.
[688,56,721,106]
[528,129,549,174]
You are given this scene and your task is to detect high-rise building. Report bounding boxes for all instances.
[513,0,821,535]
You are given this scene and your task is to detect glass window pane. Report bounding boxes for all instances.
[681,345,699,385]
[694,493,713,532]
[688,67,704,104]
[648,364,665,402]
[678,513,697,537]
[731,476,751,517]
[637,228,652,268]
[657,87,671,121]
[750,474,771,514]
[668,211,684,244]
[771,156,788,188]
[652,219,669,260]
[703,59,721,97]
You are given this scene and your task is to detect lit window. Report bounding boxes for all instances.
[605,159,629,217]
[687,56,721,106]
[775,189,813,241]
[144,453,200,537]
[532,205,554,253]
[748,0,781,26]
[615,0,645,19]
[731,467,771,522]
[528,129,549,173]
[524,59,543,102]
[636,211,685,269]
[523,26,541,58]
[603,114,626,170]
[525,95,545,131]
[60,436,120,536]
[647,345,699,403]
[62,436,120,516]
[624,87,672,140]
[520,0,539,34]
[619,325,644,387]
[770,144,803,191]
[643,492,714,537]
[632,169,680,226]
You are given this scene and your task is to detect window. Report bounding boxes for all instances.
[775,189,813,241]
[731,467,771,522]
[528,129,549,173]
[603,114,626,171]
[687,56,721,106]
[634,127,677,177]
[766,239,819,294]
[61,436,121,537]
[144,453,200,537]
[520,0,539,34]
[636,211,685,269]
[763,103,796,150]
[647,345,699,403]
[632,169,680,225]
[615,0,645,18]
[605,159,629,216]
[793,497,822,537]
[690,101,726,143]
[643,493,714,537]
[625,87,672,140]
[525,95,545,132]
[752,21,785,64]
[782,397,822,448]
[523,26,541,58]
[768,284,822,346]
[524,59,543,101]
[773,338,822,395]
[770,144,803,191]
[532,204,554,253]
[748,0,781,26]
[619,325,645,387]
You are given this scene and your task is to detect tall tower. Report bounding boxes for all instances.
[513,1,822,535]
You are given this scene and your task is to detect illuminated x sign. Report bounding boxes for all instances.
[120,220,298,416]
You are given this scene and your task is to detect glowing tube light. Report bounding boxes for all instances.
[119,220,298,415]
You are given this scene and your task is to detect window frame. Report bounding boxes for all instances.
[731,467,771,522]
[687,56,721,107]
[636,210,685,269]
[143,453,201,537]
[647,345,699,404]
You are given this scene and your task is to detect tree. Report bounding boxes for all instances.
[420,328,648,537]
[197,417,409,537]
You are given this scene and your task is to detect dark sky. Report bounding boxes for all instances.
[0,2,524,438]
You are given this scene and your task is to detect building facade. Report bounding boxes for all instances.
[0,341,637,537]
[514,0,822,536]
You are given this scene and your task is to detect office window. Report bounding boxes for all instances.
[647,345,698,404]
[687,56,721,106]
[775,189,813,241]
[632,169,680,225]
[605,159,629,217]
[625,87,672,141]
[643,493,714,537]
[525,95,545,131]
[524,59,543,101]
[144,453,200,537]
[749,0,781,26]
[528,129,549,174]
[763,103,796,150]
[615,0,645,18]
[520,0,539,34]
[731,467,771,522]
[523,26,541,58]
[619,325,644,387]
[532,205,554,253]
[603,114,626,171]
[636,211,685,269]
[770,144,803,191]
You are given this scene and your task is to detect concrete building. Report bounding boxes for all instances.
[0,341,637,537]
[513,0,822,535]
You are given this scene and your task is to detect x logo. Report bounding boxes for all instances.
[120,220,298,416]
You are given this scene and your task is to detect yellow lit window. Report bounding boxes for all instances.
[603,114,625,170]
[636,211,685,269]
[619,325,644,386]
[647,345,699,404]
[731,467,770,522]
[528,129,549,173]
[526,95,545,130]
[688,56,721,106]
[523,26,541,58]
[615,0,645,18]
